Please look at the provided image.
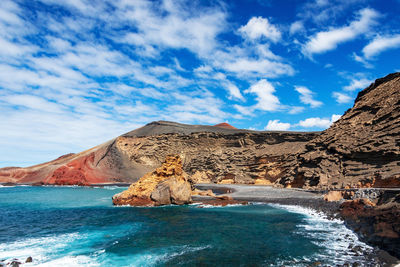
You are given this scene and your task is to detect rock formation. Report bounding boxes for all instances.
[0,121,317,185]
[112,155,192,206]
[281,72,400,189]
[340,193,400,258]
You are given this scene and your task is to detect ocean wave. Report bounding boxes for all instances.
[128,245,212,266]
[0,223,141,266]
[0,232,80,264]
[270,204,374,265]
[35,255,100,267]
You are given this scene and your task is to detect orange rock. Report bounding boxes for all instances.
[192,189,216,197]
[253,178,272,185]
[323,191,344,202]
[218,179,234,184]
[213,122,237,129]
[112,155,192,206]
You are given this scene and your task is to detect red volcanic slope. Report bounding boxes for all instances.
[213,122,237,129]
[0,142,118,185]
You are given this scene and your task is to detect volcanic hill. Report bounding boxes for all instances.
[1,72,400,189]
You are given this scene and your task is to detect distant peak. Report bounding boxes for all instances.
[213,122,237,129]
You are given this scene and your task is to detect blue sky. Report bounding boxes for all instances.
[0,0,399,167]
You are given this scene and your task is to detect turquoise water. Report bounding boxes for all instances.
[0,186,373,266]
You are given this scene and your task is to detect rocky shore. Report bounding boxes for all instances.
[193,184,400,266]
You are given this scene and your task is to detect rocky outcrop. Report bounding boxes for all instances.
[112,155,192,206]
[340,192,400,258]
[281,73,400,189]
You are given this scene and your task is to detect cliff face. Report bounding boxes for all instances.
[280,73,400,189]
[1,73,399,188]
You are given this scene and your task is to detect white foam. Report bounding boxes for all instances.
[0,233,81,264]
[128,245,212,266]
[36,255,100,267]
[270,204,374,265]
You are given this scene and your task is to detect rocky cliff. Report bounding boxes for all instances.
[281,72,400,189]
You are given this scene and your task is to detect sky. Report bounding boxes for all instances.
[0,0,399,167]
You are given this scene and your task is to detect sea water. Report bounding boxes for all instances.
[0,186,375,266]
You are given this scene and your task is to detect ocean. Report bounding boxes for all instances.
[0,186,376,266]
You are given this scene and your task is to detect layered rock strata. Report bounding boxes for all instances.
[281,72,400,189]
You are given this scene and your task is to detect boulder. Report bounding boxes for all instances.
[112,155,192,206]
[323,191,343,202]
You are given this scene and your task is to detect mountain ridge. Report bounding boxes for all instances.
[1,72,399,189]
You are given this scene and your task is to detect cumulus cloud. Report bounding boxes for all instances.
[332,92,353,103]
[245,79,281,111]
[343,78,372,91]
[0,0,240,166]
[295,86,323,108]
[239,17,281,42]
[362,34,400,59]
[302,8,380,56]
[265,120,291,131]
[298,114,341,128]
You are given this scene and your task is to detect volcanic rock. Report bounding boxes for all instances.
[281,72,400,189]
[112,155,192,206]
[340,194,400,258]
[214,122,237,129]
[0,121,317,185]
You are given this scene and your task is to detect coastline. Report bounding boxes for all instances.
[194,183,400,266]
[2,182,399,265]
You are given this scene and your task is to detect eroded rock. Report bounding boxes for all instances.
[112,155,192,206]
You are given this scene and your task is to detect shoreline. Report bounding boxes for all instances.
[2,182,399,265]
[194,183,400,266]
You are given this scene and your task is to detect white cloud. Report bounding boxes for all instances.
[332,92,352,103]
[116,1,227,58]
[294,86,323,108]
[2,94,64,113]
[352,52,373,68]
[298,114,341,128]
[343,78,372,91]
[233,104,254,116]
[299,0,372,25]
[302,8,379,56]
[226,83,244,101]
[289,21,304,35]
[239,17,281,42]
[245,79,281,111]
[362,34,400,59]
[222,58,294,78]
[288,106,305,114]
[265,120,291,131]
